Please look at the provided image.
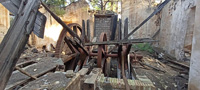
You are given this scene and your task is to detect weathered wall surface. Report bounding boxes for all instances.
[0,4,10,43]
[63,0,94,39]
[121,0,160,39]
[159,0,195,60]
[189,0,200,89]
[29,0,93,50]
[122,0,195,60]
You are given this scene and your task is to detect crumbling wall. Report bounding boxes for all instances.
[63,0,94,39]
[159,0,195,60]
[29,0,93,50]
[0,4,10,43]
[121,0,160,39]
[122,0,196,60]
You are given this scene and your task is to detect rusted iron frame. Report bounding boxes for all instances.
[85,38,158,46]
[61,53,77,63]
[64,37,76,53]
[121,52,130,90]
[55,23,82,57]
[97,33,107,68]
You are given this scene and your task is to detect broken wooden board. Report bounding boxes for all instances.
[19,72,71,90]
[65,73,81,90]
[6,58,64,90]
[83,68,102,90]
[153,47,190,69]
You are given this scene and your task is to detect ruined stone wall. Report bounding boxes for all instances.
[159,0,195,60]
[0,4,10,43]
[121,0,160,39]
[122,0,196,60]
[29,0,94,50]
[63,0,94,39]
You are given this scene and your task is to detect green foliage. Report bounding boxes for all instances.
[89,0,102,10]
[132,43,154,53]
[43,0,66,16]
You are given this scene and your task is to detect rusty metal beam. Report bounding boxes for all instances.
[85,38,158,46]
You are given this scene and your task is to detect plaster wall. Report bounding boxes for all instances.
[122,0,196,60]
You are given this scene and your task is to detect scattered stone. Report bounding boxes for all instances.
[164,85,168,89]
[33,69,37,72]
[36,58,41,61]
[32,48,39,53]
[172,83,177,87]
[66,70,75,78]
[54,81,60,84]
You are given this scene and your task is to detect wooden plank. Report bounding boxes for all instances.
[6,58,63,90]
[1,0,19,15]
[124,18,128,39]
[82,20,85,45]
[78,68,89,76]
[87,20,90,41]
[20,73,71,90]
[65,73,81,90]
[0,0,41,89]
[61,53,77,63]
[84,68,102,90]
[33,11,47,38]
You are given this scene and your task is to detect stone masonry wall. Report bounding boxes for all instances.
[63,0,94,39]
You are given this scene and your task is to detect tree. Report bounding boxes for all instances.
[89,0,108,10]
[89,0,120,11]
[43,0,67,16]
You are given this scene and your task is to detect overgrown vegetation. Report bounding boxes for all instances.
[132,43,154,53]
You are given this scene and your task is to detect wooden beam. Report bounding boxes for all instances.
[0,0,40,89]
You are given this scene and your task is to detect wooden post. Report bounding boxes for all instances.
[124,18,128,39]
[87,20,90,41]
[0,0,41,89]
[82,20,85,45]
